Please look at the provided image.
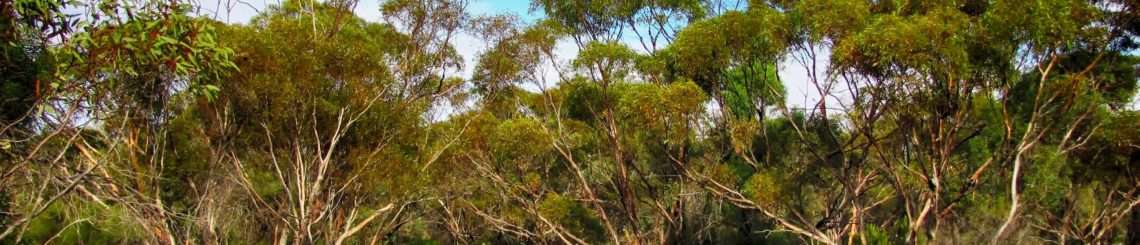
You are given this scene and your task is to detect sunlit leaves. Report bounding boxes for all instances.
[616,81,706,142]
[532,0,638,37]
[792,0,870,42]
[665,8,787,93]
[742,171,782,209]
[4,0,1140,243]
[834,7,971,79]
[985,0,1101,52]
[471,18,558,95]
[573,41,640,83]
[491,118,553,163]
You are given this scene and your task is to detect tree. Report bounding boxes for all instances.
[2,0,1139,243]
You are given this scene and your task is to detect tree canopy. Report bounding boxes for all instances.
[2,0,1140,244]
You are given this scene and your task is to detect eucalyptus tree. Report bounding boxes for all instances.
[209,0,469,243]
[1,0,1138,243]
[0,0,236,242]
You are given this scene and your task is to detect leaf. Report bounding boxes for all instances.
[156,36,178,47]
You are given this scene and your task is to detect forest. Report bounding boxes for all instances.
[2,0,1140,243]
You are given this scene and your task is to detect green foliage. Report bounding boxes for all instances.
[537,193,604,241]
[861,224,896,245]
[562,78,605,122]
[665,8,788,93]
[471,17,558,95]
[986,0,1102,52]
[723,61,784,119]
[615,81,706,142]
[3,0,1140,244]
[573,41,640,83]
[491,118,552,162]
[57,5,237,111]
[0,35,42,126]
[14,200,145,243]
[834,7,971,78]
[792,0,871,42]
[742,171,782,209]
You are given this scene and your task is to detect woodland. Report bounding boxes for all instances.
[2,0,1140,244]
